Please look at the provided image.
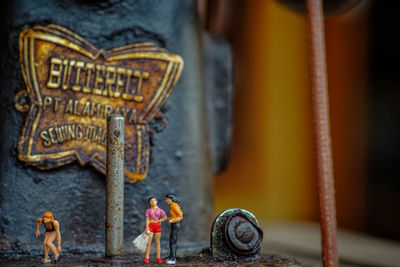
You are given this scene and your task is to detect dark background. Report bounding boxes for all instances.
[367,1,400,241]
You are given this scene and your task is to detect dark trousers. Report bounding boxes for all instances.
[169,222,180,259]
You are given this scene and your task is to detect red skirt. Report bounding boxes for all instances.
[149,221,161,233]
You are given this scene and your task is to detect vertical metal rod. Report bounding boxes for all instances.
[306,0,339,266]
[106,114,125,257]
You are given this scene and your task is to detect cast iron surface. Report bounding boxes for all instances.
[0,0,232,257]
[0,253,303,266]
[203,33,232,175]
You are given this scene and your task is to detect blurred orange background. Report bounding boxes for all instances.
[202,0,370,233]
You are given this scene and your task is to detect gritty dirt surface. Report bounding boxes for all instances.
[0,253,303,267]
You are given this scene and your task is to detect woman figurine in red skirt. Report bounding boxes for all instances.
[144,197,167,264]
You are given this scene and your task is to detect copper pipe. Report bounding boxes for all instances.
[306,0,339,266]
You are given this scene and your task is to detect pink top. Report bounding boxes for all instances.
[146,207,166,221]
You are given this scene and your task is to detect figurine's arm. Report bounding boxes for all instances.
[36,218,42,237]
[169,217,182,223]
[169,206,183,224]
[145,216,150,235]
[158,216,168,223]
[54,220,62,252]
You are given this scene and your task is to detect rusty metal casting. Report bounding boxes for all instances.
[0,0,232,257]
[106,114,125,257]
[211,208,263,262]
[306,0,339,266]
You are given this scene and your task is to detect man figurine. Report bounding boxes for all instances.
[35,211,62,263]
[165,194,183,265]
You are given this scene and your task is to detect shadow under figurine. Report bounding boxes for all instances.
[165,194,183,265]
[35,211,62,264]
[144,197,168,264]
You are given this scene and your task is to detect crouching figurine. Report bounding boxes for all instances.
[35,211,62,264]
[165,194,183,265]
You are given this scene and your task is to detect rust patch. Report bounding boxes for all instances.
[16,24,183,182]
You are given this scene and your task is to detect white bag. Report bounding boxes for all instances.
[132,233,148,253]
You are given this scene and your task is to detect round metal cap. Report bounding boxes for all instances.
[225,214,263,255]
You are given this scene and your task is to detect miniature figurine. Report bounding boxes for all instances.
[165,194,183,265]
[35,211,62,264]
[144,197,167,264]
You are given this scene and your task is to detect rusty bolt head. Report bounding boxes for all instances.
[235,221,255,243]
[225,214,263,255]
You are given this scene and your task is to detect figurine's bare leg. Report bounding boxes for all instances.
[145,233,154,258]
[155,233,161,259]
[43,233,50,260]
[46,232,58,260]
